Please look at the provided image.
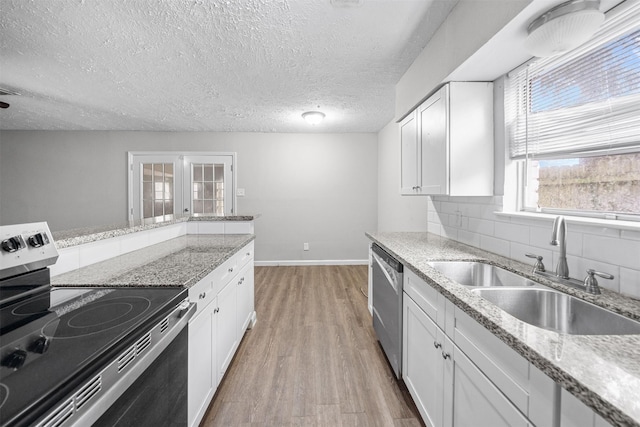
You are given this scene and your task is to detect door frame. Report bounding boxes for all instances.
[127,151,237,222]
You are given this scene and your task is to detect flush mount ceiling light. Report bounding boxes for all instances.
[0,87,20,109]
[524,0,604,57]
[302,111,326,125]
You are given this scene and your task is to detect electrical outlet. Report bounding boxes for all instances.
[236,188,245,197]
[303,243,309,251]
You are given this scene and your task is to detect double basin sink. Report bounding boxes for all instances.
[427,261,640,335]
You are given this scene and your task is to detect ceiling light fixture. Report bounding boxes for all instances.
[302,111,325,125]
[0,87,20,109]
[524,0,604,58]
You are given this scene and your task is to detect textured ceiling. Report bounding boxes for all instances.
[0,0,458,132]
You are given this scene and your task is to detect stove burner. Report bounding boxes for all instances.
[0,383,8,409]
[43,297,152,339]
[12,294,50,316]
[68,302,134,328]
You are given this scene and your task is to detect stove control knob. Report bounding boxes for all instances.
[1,349,27,370]
[28,232,49,248]
[2,238,19,253]
[29,336,51,354]
[1,236,25,253]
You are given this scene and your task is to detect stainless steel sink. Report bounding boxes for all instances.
[472,288,640,335]
[427,261,538,288]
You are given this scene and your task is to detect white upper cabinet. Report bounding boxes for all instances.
[400,110,421,194]
[400,82,494,196]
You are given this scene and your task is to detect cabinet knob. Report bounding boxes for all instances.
[442,352,451,360]
[199,292,206,300]
[433,341,442,349]
[228,267,234,273]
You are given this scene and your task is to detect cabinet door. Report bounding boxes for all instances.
[448,345,531,427]
[188,308,215,427]
[560,389,613,427]
[216,279,238,385]
[419,87,448,195]
[236,262,254,338]
[403,294,444,427]
[400,110,420,195]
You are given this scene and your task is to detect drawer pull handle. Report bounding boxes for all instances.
[228,267,234,273]
[214,307,220,314]
[199,292,206,299]
[442,352,451,360]
[433,341,442,349]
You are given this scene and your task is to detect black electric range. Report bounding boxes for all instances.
[0,222,193,427]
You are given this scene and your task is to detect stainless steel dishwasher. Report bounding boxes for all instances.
[371,243,403,379]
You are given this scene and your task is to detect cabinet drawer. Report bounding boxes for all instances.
[189,271,216,317]
[237,242,254,268]
[404,268,444,328]
[453,307,530,415]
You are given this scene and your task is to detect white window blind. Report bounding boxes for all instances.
[506,1,640,159]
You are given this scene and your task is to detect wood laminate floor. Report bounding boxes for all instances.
[201,265,423,427]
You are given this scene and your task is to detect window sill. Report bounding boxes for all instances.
[494,211,640,232]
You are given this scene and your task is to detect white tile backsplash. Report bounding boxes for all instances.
[428,196,640,299]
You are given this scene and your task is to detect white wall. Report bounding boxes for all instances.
[377,119,428,232]
[0,131,378,263]
[395,0,531,120]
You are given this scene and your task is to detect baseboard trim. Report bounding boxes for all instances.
[254,259,369,267]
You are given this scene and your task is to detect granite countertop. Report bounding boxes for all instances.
[52,234,255,288]
[366,231,640,427]
[52,214,258,249]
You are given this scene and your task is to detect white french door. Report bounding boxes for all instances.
[128,152,235,223]
[183,155,234,216]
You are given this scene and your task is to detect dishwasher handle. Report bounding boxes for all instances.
[372,251,402,293]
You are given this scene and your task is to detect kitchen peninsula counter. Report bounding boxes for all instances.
[367,231,640,427]
[51,234,255,288]
[53,215,259,249]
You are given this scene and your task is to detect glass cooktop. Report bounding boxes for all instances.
[0,286,186,427]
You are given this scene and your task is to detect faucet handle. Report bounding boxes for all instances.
[525,253,546,273]
[583,269,614,295]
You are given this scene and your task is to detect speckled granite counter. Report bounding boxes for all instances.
[52,215,258,249]
[52,234,255,288]
[188,215,259,222]
[366,231,640,427]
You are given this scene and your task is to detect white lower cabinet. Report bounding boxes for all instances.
[403,295,445,427]
[188,304,215,424]
[236,262,255,337]
[560,389,613,427]
[187,241,255,427]
[403,293,530,427]
[449,340,530,427]
[215,278,238,383]
[402,269,560,427]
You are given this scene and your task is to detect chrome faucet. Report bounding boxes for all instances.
[550,216,569,279]
[526,216,615,294]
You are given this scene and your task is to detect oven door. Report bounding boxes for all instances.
[94,326,189,426]
[32,302,196,427]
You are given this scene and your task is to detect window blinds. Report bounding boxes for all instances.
[506,1,640,159]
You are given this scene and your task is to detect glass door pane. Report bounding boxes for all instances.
[184,155,233,216]
[141,162,175,222]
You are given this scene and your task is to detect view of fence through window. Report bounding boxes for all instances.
[527,153,640,215]
[518,24,640,218]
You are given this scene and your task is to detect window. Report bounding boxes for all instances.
[505,2,640,220]
[128,152,235,223]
